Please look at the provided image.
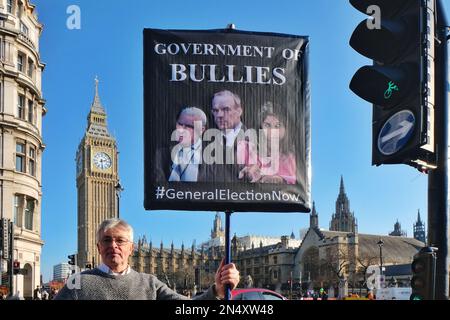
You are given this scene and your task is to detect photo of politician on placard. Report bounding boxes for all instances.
[144,28,311,213]
[239,101,297,185]
[153,106,207,183]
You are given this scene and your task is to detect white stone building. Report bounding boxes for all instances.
[0,0,45,298]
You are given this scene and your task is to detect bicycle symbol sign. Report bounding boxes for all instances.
[384,81,399,100]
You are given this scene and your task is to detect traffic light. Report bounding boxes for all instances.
[68,254,76,265]
[13,260,20,275]
[349,0,437,169]
[410,247,437,300]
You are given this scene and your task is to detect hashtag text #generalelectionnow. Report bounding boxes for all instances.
[154,186,302,203]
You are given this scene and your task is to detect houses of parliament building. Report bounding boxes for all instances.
[127,179,425,295]
[125,178,425,295]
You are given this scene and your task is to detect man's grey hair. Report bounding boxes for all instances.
[96,218,134,243]
[179,106,207,127]
[212,90,242,110]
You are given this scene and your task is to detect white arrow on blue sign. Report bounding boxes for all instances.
[378,110,415,156]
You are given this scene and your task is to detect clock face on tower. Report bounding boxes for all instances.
[93,152,112,170]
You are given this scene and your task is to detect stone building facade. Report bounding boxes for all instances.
[293,179,423,297]
[293,227,423,297]
[130,239,221,292]
[232,235,299,293]
[0,0,45,298]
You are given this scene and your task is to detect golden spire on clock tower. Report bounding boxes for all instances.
[76,77,120,269]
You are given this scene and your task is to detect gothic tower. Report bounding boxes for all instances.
[329,176,358,233]
[76,78,120,268]
[211,212,224,239]
[413,210,426,243]
[389,219,407,237]
[310,201,319,229]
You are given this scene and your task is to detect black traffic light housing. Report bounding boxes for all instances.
[349,0,436,169]
[410,247,437,300]
[13,260,20,275]
[68,254,76,265]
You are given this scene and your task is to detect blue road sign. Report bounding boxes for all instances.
[378,110,415,156]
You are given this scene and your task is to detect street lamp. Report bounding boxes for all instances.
[377,238,384,276]
[115,181,124,218]
[289,271,293,300]
[299,270,302,296]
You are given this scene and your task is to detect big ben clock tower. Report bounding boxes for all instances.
[76,78,120,268]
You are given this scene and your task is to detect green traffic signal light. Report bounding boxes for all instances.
[384,81,399,100]
[350,64,418,108]
[410,293,423,300]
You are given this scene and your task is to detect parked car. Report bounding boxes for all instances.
[231,288,288,300]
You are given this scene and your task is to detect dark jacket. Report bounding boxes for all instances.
[153,146,173,183]
[198,125,249,183]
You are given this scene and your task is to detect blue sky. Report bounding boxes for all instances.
[32,0,449,282]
